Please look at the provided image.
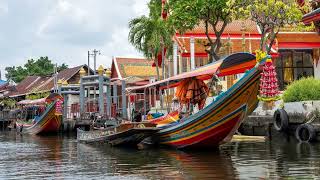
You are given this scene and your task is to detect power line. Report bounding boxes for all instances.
[88,49,101,75]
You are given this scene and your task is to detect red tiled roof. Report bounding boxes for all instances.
[178,19,317,37]
[8,65,88,97]
[181,20,260,36]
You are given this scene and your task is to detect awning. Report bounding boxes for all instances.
[279,42,320,49]
[127,53,256,91]
[17,98,46,105]
[302,8,320,25]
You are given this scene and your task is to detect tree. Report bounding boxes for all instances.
[245,0,305,54]
[128,0,174,80]
[167,0,246,62]
[5,57,68,83]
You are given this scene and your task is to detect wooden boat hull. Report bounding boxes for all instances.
[77,122,159,146]
[157,67,261,149]
[16,102,62,135]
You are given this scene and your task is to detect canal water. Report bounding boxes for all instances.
[0,131,319,179]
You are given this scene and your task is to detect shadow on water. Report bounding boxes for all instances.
[0,131,320,179]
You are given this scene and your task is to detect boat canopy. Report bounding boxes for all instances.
[127,53,256,91]
[17,98,46,105]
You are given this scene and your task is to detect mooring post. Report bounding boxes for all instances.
[61,81,68,124]
[79,77,84,113]
[63,94,68,121]
[79,67,86,116]
[121,80,127,119]
[98,75,104,115]
[113,83,118,108]
[106,83,111,118]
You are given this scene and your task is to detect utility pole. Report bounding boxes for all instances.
[88,49,101,75]
[87,51,90,76]
[87,49,101,103]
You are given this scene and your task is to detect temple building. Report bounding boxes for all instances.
[110,57,162,86]
[170,18,320,90]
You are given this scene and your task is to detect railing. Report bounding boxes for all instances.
[0,110,10,120]
[67,92,159,120]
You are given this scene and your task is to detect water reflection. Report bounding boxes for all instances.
[0,131,319,179]
[223,139,320,179]
[77,144,237,179]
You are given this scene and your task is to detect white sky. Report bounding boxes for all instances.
[0,0,149,80]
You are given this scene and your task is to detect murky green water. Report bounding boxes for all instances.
[0,131,319,179]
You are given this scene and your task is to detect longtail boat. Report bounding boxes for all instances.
[128,53,265,149]
[77,122,159,146]
[148,111,180,127]
[16,93,63,135]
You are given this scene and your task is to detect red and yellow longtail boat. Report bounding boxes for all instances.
[16,93,63,135]
[128,53,265,149]
[149,111,180,127]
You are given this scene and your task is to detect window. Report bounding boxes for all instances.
[275,50,314,90]
[195,57,203,68]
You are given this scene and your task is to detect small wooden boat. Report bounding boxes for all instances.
[77,121,159,146]
[128,53,266,149]
[16,93,63,135]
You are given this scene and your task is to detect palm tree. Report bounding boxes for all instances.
[128,1,173,80]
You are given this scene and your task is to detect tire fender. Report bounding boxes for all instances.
[295,123,316,142]
[273,109,289,132]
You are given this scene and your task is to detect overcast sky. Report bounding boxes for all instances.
[0,0,148,79]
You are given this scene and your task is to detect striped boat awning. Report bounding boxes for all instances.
[127,53,256,91]
[17,98,46,105]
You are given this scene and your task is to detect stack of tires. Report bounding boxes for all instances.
[273,109,319,142]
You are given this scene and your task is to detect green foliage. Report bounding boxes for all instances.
[258,95,281,102]
[128,0,174,80]
[5,57,68,83]
[283,77,320,102]
[26,92,50,100]
[0,98,16,108]
[244,0,305,53]
[168,0,246,62]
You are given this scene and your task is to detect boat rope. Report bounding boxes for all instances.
[137,123,145,128]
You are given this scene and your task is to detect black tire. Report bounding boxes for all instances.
[273,109,289,132]
[295,123,316,142]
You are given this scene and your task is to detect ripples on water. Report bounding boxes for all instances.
[0,131,319,179]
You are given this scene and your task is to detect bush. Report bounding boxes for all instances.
[283,77,320,102]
